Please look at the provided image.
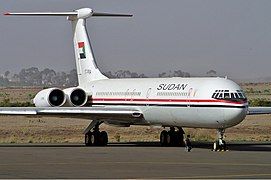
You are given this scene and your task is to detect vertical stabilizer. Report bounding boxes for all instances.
[4,8,132,87]
[69,13,108,86]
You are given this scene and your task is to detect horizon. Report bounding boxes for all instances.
[2,66,271,83]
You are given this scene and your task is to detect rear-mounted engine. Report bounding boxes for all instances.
[63,87,87,107]
[33,88,66,107]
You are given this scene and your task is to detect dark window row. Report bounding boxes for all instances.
[96,91,141,97]
[212,89,247,102]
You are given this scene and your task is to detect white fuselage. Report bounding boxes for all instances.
[82,77,248,129]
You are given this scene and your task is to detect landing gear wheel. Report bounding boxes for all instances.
[213,141,227,151]
[85,132,93,146]
[160,130,168,146]
[160,127,185,147]
[84,121,109,146]
[176,131,184,146]
[93,131,101,146]
[90,132,95,145]
[213,128,227,151]
[100,131,108,146]
[222,140,226,151]
[213,141,219,151]
[168,129,176,146]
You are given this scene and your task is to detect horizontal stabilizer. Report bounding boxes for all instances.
[92,12,133,17]
[3,8,133,19]
[3,12,78,16]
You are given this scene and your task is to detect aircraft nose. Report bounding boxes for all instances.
[223,107,247,128]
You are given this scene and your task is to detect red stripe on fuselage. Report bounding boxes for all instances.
[90,98,247,105]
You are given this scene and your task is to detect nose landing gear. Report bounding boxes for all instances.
[213,128,227,151]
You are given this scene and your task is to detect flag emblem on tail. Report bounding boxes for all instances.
[78,42,86,59]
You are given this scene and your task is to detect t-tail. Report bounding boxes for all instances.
[4,8,132,87]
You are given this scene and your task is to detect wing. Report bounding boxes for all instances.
[0,107,143,123]
[247,107,271,115]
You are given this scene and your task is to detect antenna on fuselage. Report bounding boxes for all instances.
[4,8,132,87]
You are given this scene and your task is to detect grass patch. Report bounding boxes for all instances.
[249,98,271,106]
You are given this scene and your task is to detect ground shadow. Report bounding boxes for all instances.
[109,141,271,152]
[187,141,271,152]
[0,141,270,151]
[0,143,85,148]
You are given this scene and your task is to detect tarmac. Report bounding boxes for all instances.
[0,142,271,179]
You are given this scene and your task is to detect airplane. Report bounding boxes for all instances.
[2,8,271,150]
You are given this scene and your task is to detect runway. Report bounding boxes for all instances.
[0,142,271,179]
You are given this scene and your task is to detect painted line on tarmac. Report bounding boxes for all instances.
[166,173,271,179]
[0,161,271,167]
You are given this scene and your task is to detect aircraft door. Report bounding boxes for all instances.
[125,89,129,101]
[131,89,136,101]
[187,88,193,107]
[146,88,152,106]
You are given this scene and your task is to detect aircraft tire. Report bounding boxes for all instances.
[213,141,227,151]
[213,141,219,151]
[89,132,96,145]
[85,132,93,146]
[176,131,184,146]
[160,130,168,146]
[168,131,176,146]
[100,131,108,146]
[93,131,101,146]
[222,140,226,151]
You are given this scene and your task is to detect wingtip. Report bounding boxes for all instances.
[3,12,10,16]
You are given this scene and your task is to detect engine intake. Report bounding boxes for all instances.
[33,88,66,107]
[63,87,87,107]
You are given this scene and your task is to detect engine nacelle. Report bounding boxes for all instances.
[63,87,88,107]
[33,88,66,107]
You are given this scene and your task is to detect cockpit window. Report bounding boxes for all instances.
[211,89,247,102]
[224,93,230,99]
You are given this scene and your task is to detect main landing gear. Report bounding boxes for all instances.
[160,127,185,146]
[84,121,108,146]
[212,128,227,151]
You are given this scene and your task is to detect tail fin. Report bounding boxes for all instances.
[69,9,109,86]
[4,8,132,87]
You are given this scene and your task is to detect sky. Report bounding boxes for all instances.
[1,0,271,80]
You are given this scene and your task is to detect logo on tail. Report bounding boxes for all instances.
[78,42,86,59]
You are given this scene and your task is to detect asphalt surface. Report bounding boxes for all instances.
[0,142,271,179]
